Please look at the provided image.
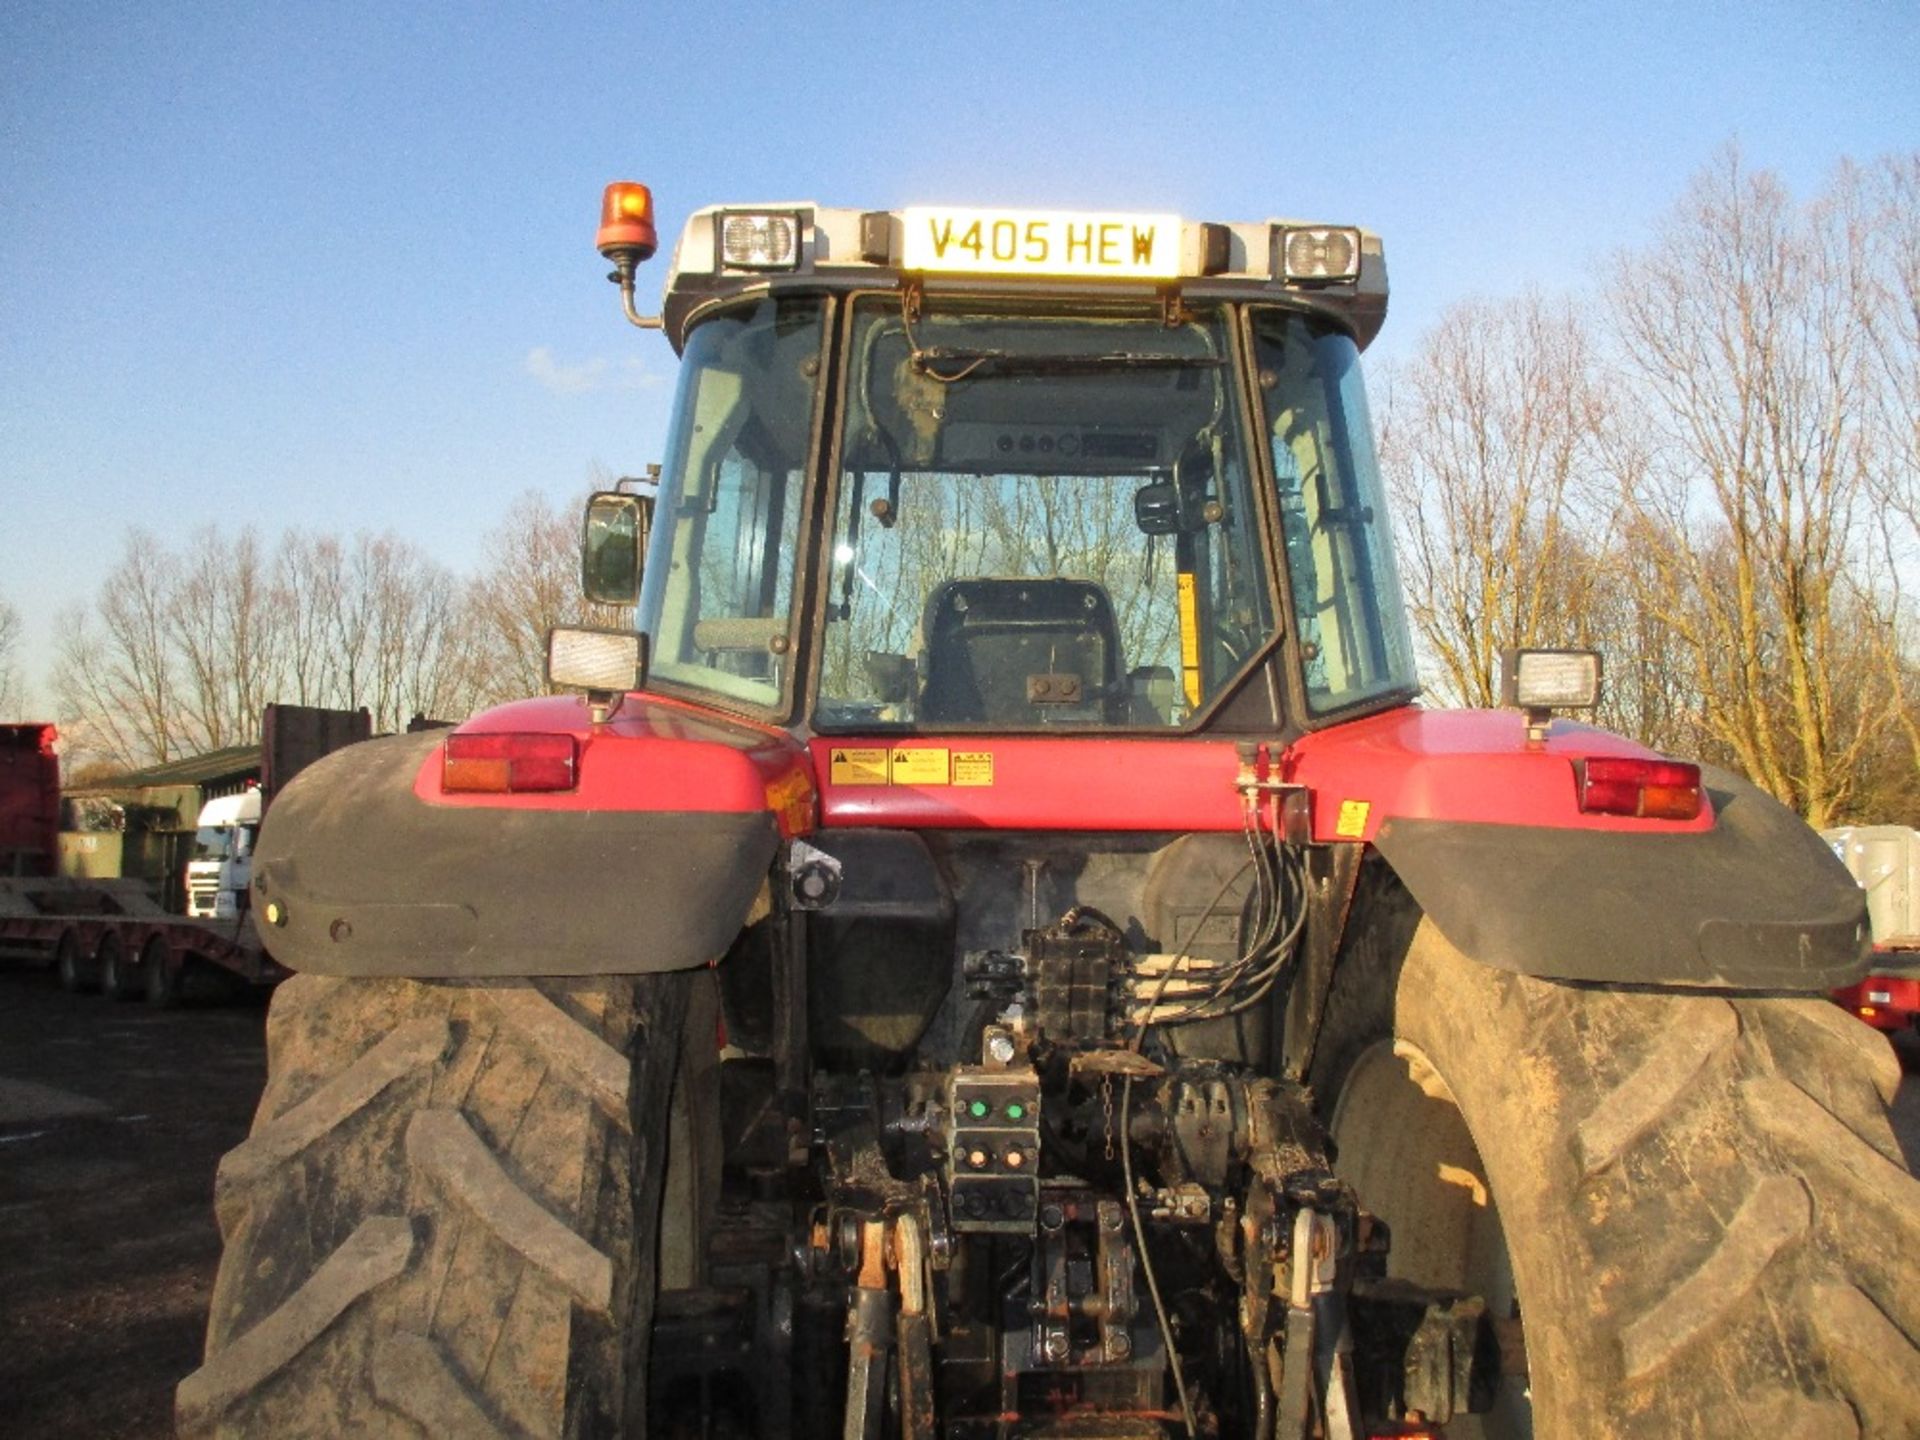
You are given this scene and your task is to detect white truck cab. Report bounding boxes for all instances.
[185,788,262,920]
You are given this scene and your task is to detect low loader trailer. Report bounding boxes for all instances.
[0,707,367,1004]
[1,722,282,1003]
[0,871,283,1005]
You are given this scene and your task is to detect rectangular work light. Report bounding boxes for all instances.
[547,626,646,695]
[1500,649,1602,711]
[716,211,804,270]
[1276,226,1362,283]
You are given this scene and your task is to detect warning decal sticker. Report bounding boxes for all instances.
[890,748,951,786]
[951,751,995,786]
[1334,800,1371,839]
[829,748,891,786]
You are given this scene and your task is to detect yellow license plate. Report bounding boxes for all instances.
[900,207,1182,280]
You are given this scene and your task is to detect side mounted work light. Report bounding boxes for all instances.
[547,626,647,724]
[1500,647,1601,742]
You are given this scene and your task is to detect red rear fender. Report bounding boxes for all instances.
[1280,706,1715,840]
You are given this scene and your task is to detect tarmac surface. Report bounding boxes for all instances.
[0,962,1915,1438]
[0,964,268,1440]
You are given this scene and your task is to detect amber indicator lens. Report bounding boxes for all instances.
[1578,756,1702,820]
[444,733,578,794]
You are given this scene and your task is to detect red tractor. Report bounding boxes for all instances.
[181,189,1916,1438]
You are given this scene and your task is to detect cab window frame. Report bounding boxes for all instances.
[804,288,1287,736]
[635,289,836,725]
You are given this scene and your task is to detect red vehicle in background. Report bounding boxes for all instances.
[1826,825,1920,1036]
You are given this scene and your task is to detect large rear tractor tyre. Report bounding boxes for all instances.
[1311,878,1920,1439]
[177,969,691,1438]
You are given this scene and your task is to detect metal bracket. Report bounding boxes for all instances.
[1281,844,1365,1082]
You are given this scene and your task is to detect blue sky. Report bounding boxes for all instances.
[3,1,1916,711]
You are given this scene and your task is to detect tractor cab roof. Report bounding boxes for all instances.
[654,203,1388,353]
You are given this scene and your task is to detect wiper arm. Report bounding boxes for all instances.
[911,347,1224,381]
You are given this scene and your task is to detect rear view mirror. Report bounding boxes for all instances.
[1133,481,1184,535]
[582,491,652,604]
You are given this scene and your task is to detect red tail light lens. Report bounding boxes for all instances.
[443,733,578,794]
[1579,756,1702,820]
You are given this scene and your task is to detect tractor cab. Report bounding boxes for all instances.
[568,193,1419,740]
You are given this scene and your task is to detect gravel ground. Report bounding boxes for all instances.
[0,964,1914,1438]
[0,964,268,1440]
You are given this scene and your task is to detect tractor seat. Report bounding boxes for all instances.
[919,578,1125,725]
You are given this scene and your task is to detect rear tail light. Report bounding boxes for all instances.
[1578,756,1702,820]
[443,733,578,794]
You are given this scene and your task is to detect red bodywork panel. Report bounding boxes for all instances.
[812,736,1249,831]
[1279,708,1715,841]
[426,696,1712,843]
[417,694,816,835]
[814,706,1713,839]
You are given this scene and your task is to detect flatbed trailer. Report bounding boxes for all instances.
[0,873,286,1004]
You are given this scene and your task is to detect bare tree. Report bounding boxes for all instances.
[51,531,184,769]
[274,531,348,708]
[1607,147,1903,825]
[1852,154,1920,791]
[468,490,630,705]
[277,529,478,731]
[1380,292,1616,707]
[167,527,287,753]
[0,598,24,720]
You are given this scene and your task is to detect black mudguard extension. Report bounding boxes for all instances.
[251,730,778,977]
[1373,766,1870,989]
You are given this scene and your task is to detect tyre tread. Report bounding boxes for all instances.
[405,1107,614,1314]
[1617,1174,1810,1380]
[370,1332,513,1440]
[1573,996,1738,1178]
[178,1215,416,1432]
[183,971,685,1439]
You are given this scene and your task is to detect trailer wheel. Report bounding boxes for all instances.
[178,968,691,1438]
[98,930,137,1002]
[54,928,91,992]
[1311,879,1920,1439]
[142,935,178,1008]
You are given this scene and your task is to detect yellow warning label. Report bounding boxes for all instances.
[1176,572,1202,708]
[890,748,951,786]
[952,751,995,786]
[1335,800,1371,839]
[829,747,891,786]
